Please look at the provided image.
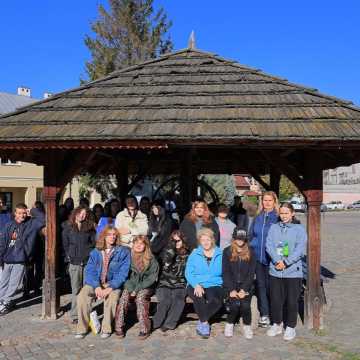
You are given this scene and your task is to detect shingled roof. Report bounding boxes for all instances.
[1,48,360,145]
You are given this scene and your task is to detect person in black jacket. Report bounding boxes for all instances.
[179,200,220,251]
[0,203,45,315]
[62,206,96,323]
[149,202,173,257]
[152,230,189,331]
[222,227,256,339]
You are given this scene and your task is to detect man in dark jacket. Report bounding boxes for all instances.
[0,203,45,315]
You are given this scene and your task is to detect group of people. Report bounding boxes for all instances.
[59,192,306,342]
[0,191,307,342]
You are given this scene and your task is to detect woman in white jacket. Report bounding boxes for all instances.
[115,195,149,248]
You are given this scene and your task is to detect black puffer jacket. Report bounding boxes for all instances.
[158,245,189,289]
[62,223,96,265]
[222,246,256,294]
[179,217,220,251]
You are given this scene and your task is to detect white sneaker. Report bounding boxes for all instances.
[258,316,270,328]
[100,332,111,339]
[74,333,86,339]
[283,327,296,341]
[243,325,253,339]
[266,323,283,337]
[224,323,234,337]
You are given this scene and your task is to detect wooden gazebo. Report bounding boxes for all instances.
[1,43,360,330]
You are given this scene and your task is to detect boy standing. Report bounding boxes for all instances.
[0,203,45,315]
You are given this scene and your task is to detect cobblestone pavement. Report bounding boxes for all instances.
[1,212,360,360]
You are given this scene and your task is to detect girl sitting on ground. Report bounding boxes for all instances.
[115,235,159,339]
[222,227,256,339]
[185,228,223,338]
[152,230,190,332]
[266,202,307,341]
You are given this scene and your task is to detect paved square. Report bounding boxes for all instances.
[1,212,359,359]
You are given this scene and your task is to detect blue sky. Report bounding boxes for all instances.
[0,0,359,104]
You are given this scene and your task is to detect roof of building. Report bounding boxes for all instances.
[234,175,250,188]
[0,47,360,145]
[0,92,38,115]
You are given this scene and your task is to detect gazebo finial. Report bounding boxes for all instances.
[188,30,196,49]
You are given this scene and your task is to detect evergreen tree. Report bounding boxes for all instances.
[84,0,173,81]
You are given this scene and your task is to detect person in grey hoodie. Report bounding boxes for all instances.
[265,202,307,341]
[215,204,236,250]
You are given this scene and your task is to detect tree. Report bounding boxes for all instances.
[201,175,237,205]
[84,0,173,81]
[260,175,299,201]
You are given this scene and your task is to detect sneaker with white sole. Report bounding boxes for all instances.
[100,332,111,339]
[74,333,86,339]
[224,323,234,337]
[266,323,283,337]
[258,315,270,328]
[283,327,296,341]
[243,325,253,339]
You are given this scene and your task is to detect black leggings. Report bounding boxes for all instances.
[270,276,302,328]
[187,286,223,322]
[227,297,252,325]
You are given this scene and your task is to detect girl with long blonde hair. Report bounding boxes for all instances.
[249,191,280,328]
[115,235,159,339]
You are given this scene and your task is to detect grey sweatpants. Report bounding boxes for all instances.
[69,264,85,320]
[0,263,26,304]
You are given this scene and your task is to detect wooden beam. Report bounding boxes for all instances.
[42,152,61,320]
[261,150,304,190]
[302,152,325,330]
[270,169,281,197]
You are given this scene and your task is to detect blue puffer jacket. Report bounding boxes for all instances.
[185,246,223,288]
[266,222,307,278]
[249,210,278,265]
[84,246,131,290]
[0,213,45,264]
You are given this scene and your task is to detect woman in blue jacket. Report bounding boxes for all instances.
[185,228,223,338]
[75,226,130,339]
[266,202,307,341]
[249,191,279,327]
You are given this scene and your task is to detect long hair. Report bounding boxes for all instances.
[257,191,280,215]
[68,206,94,232]
[132,235,153,269]
[186,200,212,225]
[169,230,189,255]
[230,241,251,262]
[96,226,122,250]
[149,204,166,233]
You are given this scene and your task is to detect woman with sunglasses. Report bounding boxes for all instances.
[152,231,189,332]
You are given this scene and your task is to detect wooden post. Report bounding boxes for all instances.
[270,169,281,197]
[303,153,324,330]
[43,156,60,319]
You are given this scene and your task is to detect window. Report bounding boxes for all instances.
[0,192,12,212]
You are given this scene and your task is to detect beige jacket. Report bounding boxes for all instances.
[115,209,149,247]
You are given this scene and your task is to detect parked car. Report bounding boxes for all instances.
[325,201,345,211]
[290,199,307,212]
[321,203,327,212]
[347,201,360,210]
